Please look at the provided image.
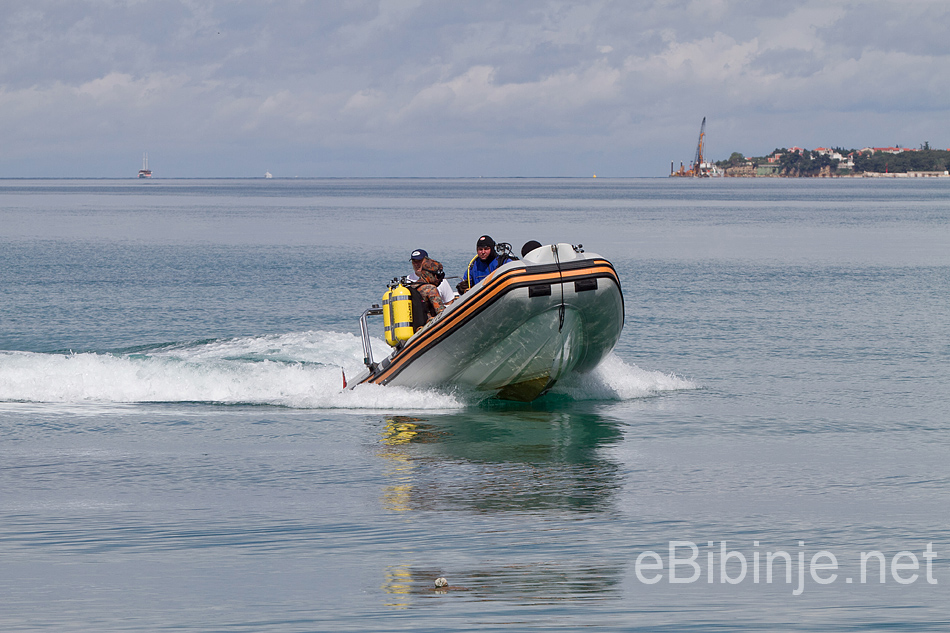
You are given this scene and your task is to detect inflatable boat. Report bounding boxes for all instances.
[352,243,624,402]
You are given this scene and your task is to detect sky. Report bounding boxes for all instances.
[1,0,948,178]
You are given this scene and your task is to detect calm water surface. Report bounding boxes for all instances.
[2,178,949,631]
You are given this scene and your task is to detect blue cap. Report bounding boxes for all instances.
[410,249,428,261]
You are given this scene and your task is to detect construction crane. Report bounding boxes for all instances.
[693,117,706,173]
[671,117,710,177]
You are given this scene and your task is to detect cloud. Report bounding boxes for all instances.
[398,61,621,121]
[0,1,948,176]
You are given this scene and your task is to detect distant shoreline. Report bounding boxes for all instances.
[711,146,950,179]
[720,171,950,179]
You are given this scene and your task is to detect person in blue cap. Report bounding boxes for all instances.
[408,249,456,304]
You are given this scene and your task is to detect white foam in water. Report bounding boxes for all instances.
[551,353,698,400]
[0,333,692,408]
[0,331,463,410]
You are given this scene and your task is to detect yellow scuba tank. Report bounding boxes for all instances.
[382,283,414,347]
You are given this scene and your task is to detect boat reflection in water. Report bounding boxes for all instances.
[379,410,623,512]
[378,409,624,605]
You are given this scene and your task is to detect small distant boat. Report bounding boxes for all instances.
[265,171,273,179]
[138,153,152,178]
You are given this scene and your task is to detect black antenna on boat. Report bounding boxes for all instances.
[552,244,565,332]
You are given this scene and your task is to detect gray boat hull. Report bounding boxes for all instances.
[357,243,624,401]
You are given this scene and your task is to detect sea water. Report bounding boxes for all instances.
[1,178,949,631]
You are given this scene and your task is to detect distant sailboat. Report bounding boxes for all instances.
[138,153,152,178]
[265,171,273,179]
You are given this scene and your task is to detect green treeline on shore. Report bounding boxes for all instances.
[715,144,950,177]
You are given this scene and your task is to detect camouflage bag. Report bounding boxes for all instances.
[412,257,445,320]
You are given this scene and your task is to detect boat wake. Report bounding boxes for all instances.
[550,354,698,400]
[0,331,695,409]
